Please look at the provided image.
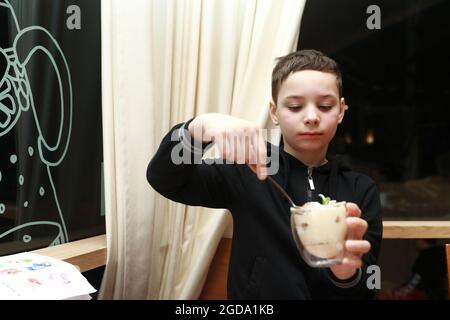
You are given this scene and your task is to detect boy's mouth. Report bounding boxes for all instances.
[299,132,322,136]
[298,132,323,140]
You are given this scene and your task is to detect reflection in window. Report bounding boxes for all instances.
[299,0,450,220]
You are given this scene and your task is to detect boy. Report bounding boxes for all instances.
[147,49,382,299]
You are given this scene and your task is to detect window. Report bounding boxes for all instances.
[299,0,450,220]
[0,0,104,255]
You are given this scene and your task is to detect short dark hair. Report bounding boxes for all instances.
[271,49,343,104]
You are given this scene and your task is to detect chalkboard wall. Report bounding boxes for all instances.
[0,0,104,255]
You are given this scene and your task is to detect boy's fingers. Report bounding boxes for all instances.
[247,163,268,182]
[244,134,253,164]
[254,130,267,180]
[345,202,361,218]
[247,163,257,175]
[230,131,238,162]
[224,133,231,159]
[213,133,227,159]
[341,256,363,269]
[226,133,235,160]
[346,217,368,240]
[345,240,371,255]
[235,130,246,164]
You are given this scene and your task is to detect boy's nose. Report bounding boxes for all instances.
[303,106,319,125]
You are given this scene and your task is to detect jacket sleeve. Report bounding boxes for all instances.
[326,176,383,299]
[147,120,240,210]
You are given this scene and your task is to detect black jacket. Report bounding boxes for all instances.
[147,121,383,299]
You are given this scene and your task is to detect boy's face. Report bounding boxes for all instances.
[269,70,346,158]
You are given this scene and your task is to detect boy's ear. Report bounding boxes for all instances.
[269,100,279,125]
[338,97,347,124]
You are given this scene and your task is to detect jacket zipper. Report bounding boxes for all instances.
[307,166,315,201]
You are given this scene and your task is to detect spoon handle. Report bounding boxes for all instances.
[266,176,297,208]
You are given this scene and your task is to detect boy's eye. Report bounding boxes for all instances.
[287,105,302,111]
[319,105,332,111]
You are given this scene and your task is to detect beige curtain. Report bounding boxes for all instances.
[99,0,306,299]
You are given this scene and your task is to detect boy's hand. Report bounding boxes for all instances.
[329,202,371,280]
[188,113,268,180]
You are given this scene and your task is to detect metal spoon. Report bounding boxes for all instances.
[266,176,298,208]
[265,176,304,254]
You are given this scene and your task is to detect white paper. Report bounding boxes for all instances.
[0,252,97,300]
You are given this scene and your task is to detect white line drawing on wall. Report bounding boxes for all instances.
[0,0,73,249]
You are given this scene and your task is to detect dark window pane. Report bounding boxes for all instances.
[299,0,450,220]
[0,0,104,255]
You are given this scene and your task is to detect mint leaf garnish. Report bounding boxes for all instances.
[318,194,331,205]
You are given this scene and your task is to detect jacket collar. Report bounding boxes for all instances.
[267,142,352,200]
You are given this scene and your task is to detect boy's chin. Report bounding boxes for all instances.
[284,144,328,156]
[293,142,327,151]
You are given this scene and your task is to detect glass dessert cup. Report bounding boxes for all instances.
[290,201,347,268]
